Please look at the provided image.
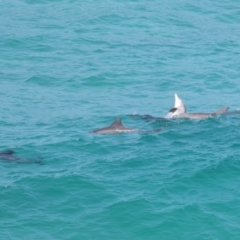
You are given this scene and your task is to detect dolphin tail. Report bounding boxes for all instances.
[0,150,15,155]
[211,107,229,116]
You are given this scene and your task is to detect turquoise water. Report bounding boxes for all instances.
[1,0,240,239]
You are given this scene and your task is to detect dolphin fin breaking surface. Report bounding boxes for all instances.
[211,107,229,116]
[90,118,162,134]
[165,93,187,118]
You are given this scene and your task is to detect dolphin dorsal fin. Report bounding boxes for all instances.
[174,93,181,108]
[0,150,15,155]
[174,93,186,112]
[110,118,123,128]
[211,107,229,116]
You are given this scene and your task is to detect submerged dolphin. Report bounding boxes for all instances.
[129,114,171,123]
[90,118,162,134]
[0,150,43,164]
[165,93,229,119]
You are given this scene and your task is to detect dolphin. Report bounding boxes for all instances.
[129,113,170,122]
[173,107,229,119]
[165,93,229,119]
[0,150,43,164]
[165,93,187,118]
[90,118,162,134]
[128,94,186,121]
[129,93,187,121]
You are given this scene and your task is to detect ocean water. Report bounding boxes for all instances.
[1,0,240,239]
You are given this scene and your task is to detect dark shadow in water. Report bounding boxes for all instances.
[0,150,44,165]
[129,114,172,122]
